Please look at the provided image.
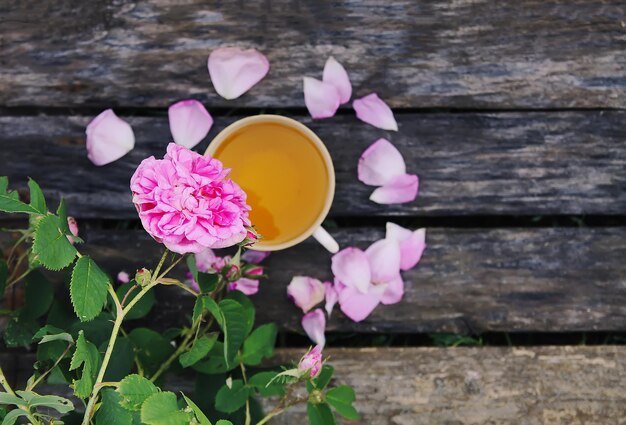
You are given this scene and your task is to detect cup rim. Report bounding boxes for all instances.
[204,114,335,251]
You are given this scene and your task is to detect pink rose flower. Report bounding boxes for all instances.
[298,345,323,379]
[131,143,251,254]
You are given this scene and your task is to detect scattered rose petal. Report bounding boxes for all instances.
[337,283,385,322]
[324,281,338,317]
[370,173,419,204]
[302,309,326,347]
[364,239,402,284]
[353,93,398,131]
[86,109,135,166]
[228,278,259,295]
[208,47,270,100]
[117,271,130,284]
[298,345,323,378]
[323,57,352,104]
[168,100,213,149]
[358,138,406,186]
[331,247,371,294]
[380,275,404,305]
[66,216,79,244]
[386,223,426,271]
[287,276,326,313]
[241,250,270,264]
[303,77,341,119]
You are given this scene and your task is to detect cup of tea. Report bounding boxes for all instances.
[205,115,339,253]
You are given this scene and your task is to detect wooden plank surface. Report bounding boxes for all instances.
[63,226,626,334]
[2,111,625,218]
[1,1,624,109]
[6,346,626,424]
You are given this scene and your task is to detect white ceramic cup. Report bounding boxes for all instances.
[204,115,339,253]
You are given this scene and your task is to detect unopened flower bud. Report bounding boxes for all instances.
[135,268,152,286]
[298,345,323,379]
[225,264,240,281]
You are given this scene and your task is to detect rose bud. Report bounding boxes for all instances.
[135,268,152,286]
[298,345,323,379]
[67,216,79,244]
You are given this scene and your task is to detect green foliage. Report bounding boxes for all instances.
[180,334,218,368]
[15,391,74,414]
[27,178,47,214]
[225,291,255,335]
[115,282,155,320]
[192,342,237,375]
[326,385,359,420]
[32,214,77,270]
[19,271,54,321]
[96,388,133,425]
[217,299,247,367]
[0,177,40,214]
[197,272,220,293]
[0,260,7,297]
[33,325,73,345]
[3,317,39,348]
[69,331,101,398]
[70,255,109,322]
[101,337,134,382]
[308,365,334,391]
[214,380,250,414]
[307,402,337,425]
[140,391,193,425]
[128,328,175,376]
[241,323,277,366]
[182,393,212,425]
[117,374,159,411]
[249,371,285,397]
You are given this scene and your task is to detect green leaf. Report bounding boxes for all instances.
[19,271,54,320]
[115,282,155,320]
[186,255,198,281]
[326,385,359,420]
[0,260,7,298]
[248,371,285,397]
[27,178,47,214]
[70,256,109,322]
[193,295,221,326]
[0,393,23,406]
[96,388,133,425]
[217,299,247,367]
[32,214,77,270]
[101,337,134,382]
[140,392,192,425]
[310,365,334,391]
[192,342,237,375]
[214,380,250,414]
[33,325,73,345]
[117,374,159,411]
[215,421,233,425]
[179,334,218,368]
[0,408,28,425]
[225,291,255,336]
[307,402,337,425]
[23,393,74,414]
[127,329,175,377]
[69,331,100,399]
[181,393,212,425]
[0,177,39,214]
[70,312,114,347]
[197,272,219,293]
[241,323,276,366]
[3,317,39,348]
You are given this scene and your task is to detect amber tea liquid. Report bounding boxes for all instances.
[211,121,330,248]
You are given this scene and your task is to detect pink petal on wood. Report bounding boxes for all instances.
[364,238,401,284]
[337,284,384,322]
[302,309,326,347]
[303,77,341,119]
[168,99,213,149]
[331,247,371,294]
[287,276,326,313]
[352,93,398,131]
[380,275,404,305]
[386,223,426,271]
[370,173,419,204]
[86,109,135,166]
[357,138,406,186]
[323,56,352,104]
[324,281,338,318]
[208,47,270,100]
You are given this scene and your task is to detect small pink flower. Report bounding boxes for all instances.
[386,223,426,271]
[117,271,130,284]
[287,276,326,313]
[130,143,251,254]
[168,100,213,149]
[331,239,404,322]
[66,216,79,244]
[228,278,259,295]
[208,47,270,100]
[298,345,323,379]
[353,93,398,131]
[86,109,135,166]
[302,309,326,347]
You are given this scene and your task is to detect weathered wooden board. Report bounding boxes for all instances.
[0,0,624,109]
[2,111,625,218]
[6,346,626,424]
[63,226,626,334]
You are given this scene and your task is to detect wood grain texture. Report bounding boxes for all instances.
[0,0,624,109]
[2,111,625,218]
[67,226,626,334]
[6,347,626,424]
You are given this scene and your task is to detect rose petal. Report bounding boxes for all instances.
[303,77,341,119]
[323,56,352,104]
[324,281,338,318]
[380,275,404,305]
[168,99,213,149]
[208,47,270,100]
[228,277,259,296]
[370,173,419,204]
[331,247,371,294]
[365,239,401,284]
[357,138,406,186]
[337,284,384,322]
[195,248,218,272]
[302,309,326,347]
[86,109,135,166]
[241,250,270,264]
[352,93,398,131]
[287,276,326,313]
[386,223,426,271]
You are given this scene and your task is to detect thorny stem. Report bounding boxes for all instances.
[157,255,184,281]
[0,366,16,396]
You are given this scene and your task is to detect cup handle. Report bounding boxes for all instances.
[312,227,339,253]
